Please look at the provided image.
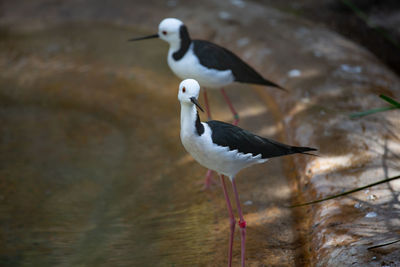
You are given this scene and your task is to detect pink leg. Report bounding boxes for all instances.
[232,178,246,267]
[220,175,236,267]
[220,88,239,125]
[203,169,214,190]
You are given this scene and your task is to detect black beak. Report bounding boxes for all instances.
[128,34,159,42]
[190,97,204,112]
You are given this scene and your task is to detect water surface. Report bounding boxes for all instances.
[0,23,299,266]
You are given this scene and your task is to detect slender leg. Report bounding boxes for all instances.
[220,88,239,125]
[231,178,246,267]
[220,175,236,267]
[202,88,214,189]
[204,169,214,189]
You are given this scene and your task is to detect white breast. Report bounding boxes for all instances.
[168,44,235,89]
[181,123,268,178]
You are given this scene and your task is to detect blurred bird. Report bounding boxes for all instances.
[177,79,316,267]
[129,18,284,125]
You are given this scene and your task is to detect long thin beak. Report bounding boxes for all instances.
[190,97,204,112]
[128,34,159,42]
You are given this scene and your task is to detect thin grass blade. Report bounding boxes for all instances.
[290,174,400,207]
[368,239,400,250]
[350,106,396,118]
[379,94,400,108]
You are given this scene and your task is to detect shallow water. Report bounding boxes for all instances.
[0,23,299,266]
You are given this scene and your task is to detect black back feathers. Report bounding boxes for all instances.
[206,120,316,158]
[192,40,283,89]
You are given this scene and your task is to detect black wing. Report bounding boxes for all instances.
[193,40,284,89]
[206,120,316,159]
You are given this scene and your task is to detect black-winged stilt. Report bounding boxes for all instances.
[177,79,316,267]
[129,18,284,124]
[130,18,285,188]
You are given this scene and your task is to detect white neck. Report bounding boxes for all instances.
[180,102,198,137]
[168,39,181,53]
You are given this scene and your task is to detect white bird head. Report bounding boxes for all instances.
[178,79,204,112]
[158,18,184,44]
[128,18,188,47]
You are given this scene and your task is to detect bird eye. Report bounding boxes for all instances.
[162,31,167,35]
[182,87,186,93]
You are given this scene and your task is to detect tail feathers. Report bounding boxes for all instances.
[261,79,288,92]
[291,146,318,156]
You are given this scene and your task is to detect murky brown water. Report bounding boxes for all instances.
[0,23,301,266]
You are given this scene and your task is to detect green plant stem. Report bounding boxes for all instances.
[350,106,397,118]
[379,94,400,108]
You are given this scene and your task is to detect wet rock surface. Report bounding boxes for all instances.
[1,0,399,266]
[257,0,400,76]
